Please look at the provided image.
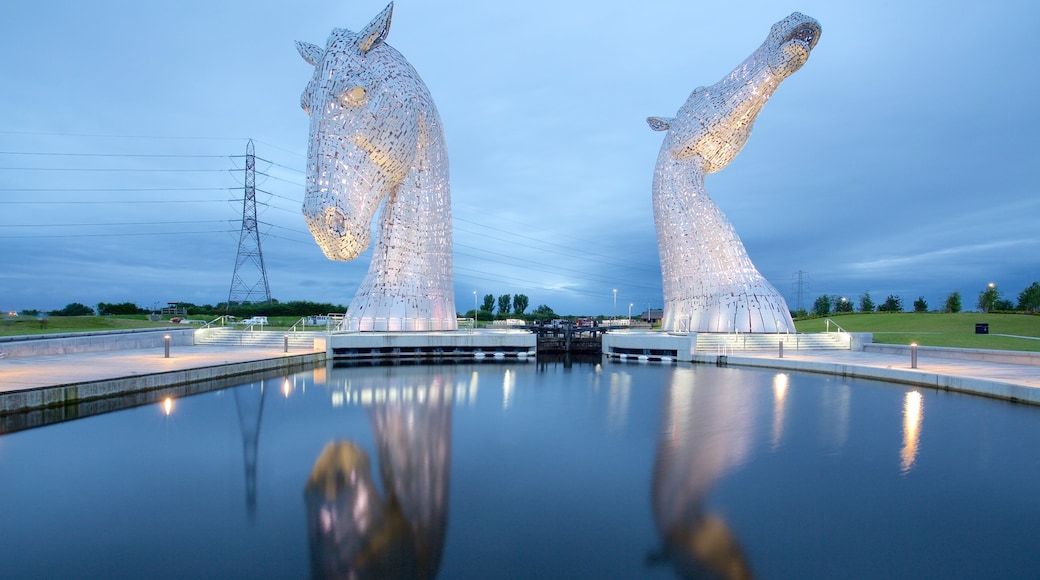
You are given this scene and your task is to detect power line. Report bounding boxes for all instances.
[0,220,228,227]
[0,230,229,239]
[0,167,231,172]
[0,151,233,159]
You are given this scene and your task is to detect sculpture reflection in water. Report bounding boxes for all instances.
[648,13,821,333]
[649,368,756,579]
[296,3,456,331]
[304,367,452,579]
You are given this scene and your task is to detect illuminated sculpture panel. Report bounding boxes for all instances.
[648,13,821,333]
[297,3,456,331]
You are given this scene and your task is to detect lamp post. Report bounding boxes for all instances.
[473,291,478,323]
[628,303,633,323]
[613,288,617,321]
[163,334,171,358]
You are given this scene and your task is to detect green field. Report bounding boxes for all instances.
[0,314,310,337]
[796,312,1040,352]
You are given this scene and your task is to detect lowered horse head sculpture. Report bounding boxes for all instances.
[297,3,456,331]
[648,13,820,333]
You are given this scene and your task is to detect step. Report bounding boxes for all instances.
[695,332,849,352]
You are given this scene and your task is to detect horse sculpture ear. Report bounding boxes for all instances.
[296,41,324,67]
[647,117,673,132]
[357,2,393,53]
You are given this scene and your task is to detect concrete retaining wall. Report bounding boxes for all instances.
[0,352,324,417]
[864,343,1040,366]
[0,328,194,358]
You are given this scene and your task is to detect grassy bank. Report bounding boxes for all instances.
[0,315,175,337]
[795,313,1040,352]
[0,315,315,337]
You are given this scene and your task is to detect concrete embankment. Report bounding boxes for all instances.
[0,329,325,424]
[691,346,1040,406]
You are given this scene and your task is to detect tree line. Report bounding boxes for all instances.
[808,281,1040,316]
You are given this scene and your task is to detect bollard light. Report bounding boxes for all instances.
[778,339,784,359]
[284,334,289,353]
[910,342,918,369]
[164,335,171,358]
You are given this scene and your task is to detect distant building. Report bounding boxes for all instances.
[641,309,663,325]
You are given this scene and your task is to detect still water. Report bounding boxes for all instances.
[1,359,1039,579]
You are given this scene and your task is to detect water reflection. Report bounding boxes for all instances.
[901,391,923,475]
[770,373,788,451]
[234,381,267,522]
[650,368,755,579]
[304,367,452,579]
[819,382,851,454]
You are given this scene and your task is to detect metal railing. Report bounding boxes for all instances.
[200,315,235,329]
[824,318,853,348]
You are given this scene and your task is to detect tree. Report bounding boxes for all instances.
[943,291,962,313]
[878,295,903,312]
[859,292,875,313]
[994,298,1015,311]
[532,304,555,322]
[913,296,928,312]
[52,303,94,316]
[1017,282,1040,312]
[834,297,853,313]
[512,294,529,315]
[97,302,145,315]
[977,284,1000,313]
[811,295,832,316]
[481,294,495,313]
[497,294,512,316]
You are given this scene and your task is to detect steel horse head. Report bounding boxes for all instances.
[297,3,456,331]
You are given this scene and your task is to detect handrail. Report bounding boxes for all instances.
[824,318,849,334]
[200,315,235,329]
[288,316,308,333]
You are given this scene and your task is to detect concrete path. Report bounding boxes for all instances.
[695,349,1040,405]
[0,343,325,418]
[0,344,320,394]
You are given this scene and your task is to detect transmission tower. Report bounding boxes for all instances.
[227,139,271,310]
[793,270,807,312]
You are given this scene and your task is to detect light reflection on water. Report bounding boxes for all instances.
[0,359,1039,578]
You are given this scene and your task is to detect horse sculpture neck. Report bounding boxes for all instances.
[652,156,793,333]
[351,109,456,331]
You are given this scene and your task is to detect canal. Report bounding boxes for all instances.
[0,358,1037,578]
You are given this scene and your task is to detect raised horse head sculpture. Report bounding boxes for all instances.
[647,13,821,333]
[297,3,456,331]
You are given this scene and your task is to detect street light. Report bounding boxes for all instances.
[613,288,617,321]
[473,291,478,323]
[628,303,633,323]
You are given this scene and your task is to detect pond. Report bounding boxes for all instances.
[1,358,1038,578]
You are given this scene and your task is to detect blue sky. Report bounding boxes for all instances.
[1,0,1038,316]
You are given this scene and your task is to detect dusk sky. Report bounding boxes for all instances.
[2,0,1038,316]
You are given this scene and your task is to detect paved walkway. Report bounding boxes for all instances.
[0,344,321,394]
[697,348,1040,405]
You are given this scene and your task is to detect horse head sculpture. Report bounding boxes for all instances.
[297,3,456,331]
[647,13,821,333]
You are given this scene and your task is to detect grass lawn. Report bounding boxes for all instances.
[795,312,1040,352]
[0,315,175,337]
[0,314,318,337]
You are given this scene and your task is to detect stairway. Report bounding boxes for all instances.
[193,327,323,350]
[695,332,850,353]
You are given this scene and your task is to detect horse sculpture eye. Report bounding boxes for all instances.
[339,86,368,108]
